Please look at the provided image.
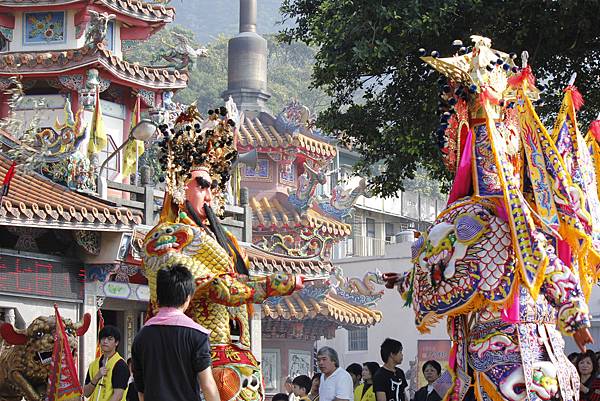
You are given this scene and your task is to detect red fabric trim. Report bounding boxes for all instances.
[565,85,584,111]
[508,65,536,88]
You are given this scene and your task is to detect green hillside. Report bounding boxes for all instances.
[169,0,286,43]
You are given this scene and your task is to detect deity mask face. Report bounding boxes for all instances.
[411,199,517,330]
[185,168,213,221]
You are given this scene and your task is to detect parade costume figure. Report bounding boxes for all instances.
[384,37,600,401]
[142,101,301,401]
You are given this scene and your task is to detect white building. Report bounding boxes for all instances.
[318,241,447,390]
[329,147,446,259]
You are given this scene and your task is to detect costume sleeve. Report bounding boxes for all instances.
[197,272,297,306]
[111,359,130,390]
[541,250,591,335]
[192,332,212,373]
[132,337,144,393]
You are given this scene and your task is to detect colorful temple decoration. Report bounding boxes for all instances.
[384,36,600,401]
[0,2,188,398]
[237,100,384,342]
[239,100,364,259]
[247,245,383,340]
[0,0,187,191]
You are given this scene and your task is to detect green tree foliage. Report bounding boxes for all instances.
[125,26,328,114]
[279,0,600,197]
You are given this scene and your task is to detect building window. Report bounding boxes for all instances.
[366,218,376,238]
[104,20,115,51]
[348,327,368,351]
[100,136,120,180]
[385,223,395,243]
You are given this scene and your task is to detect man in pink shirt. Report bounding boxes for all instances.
[132,264,220,401]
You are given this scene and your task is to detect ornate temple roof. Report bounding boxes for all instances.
[0,154,142,231]
[250,195,352,238]
[238,115,336,160]
[262,292,382,326]
[0,0,175,24]
[262,286,382,336]
[245,244,334,276]
[0,43,187,90]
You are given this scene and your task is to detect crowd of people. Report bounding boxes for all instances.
[81,260,600,401]
[273,344,600,401]
[273,338,444,401]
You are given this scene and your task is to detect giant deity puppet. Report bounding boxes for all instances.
[383,36,600,401]
[142,101,303,401]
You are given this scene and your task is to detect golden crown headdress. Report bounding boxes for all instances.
[156,99,240,206]
[420,35,540,100]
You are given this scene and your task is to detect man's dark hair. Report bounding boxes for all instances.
[98,325,121,343]
[422,360,442,375]
[272,393,289,401]
[380,338,403,363]
[156,264,195,307]
[292,375,312,395]
[346,363,362,378]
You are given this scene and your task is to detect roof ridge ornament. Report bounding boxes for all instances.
[84,11,115,47]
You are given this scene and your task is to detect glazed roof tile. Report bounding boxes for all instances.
[95,0,174,23]
[261,318,339,340]
[239,115,336,159]
[0,155,142,231]
[250,195,351,237]
[0,43,187,90]
[245,244,334,276]
[262,291,382,328]
[0,0,175,23]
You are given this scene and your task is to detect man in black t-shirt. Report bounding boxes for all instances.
[373,338,407,401]
[132,264,219,401]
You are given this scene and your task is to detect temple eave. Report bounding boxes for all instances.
[261,292,383,336]
[0,45,188,90]
[0,0,175,25]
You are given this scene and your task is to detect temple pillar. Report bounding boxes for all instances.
[250,305,262,362]
[82,281,99,379]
